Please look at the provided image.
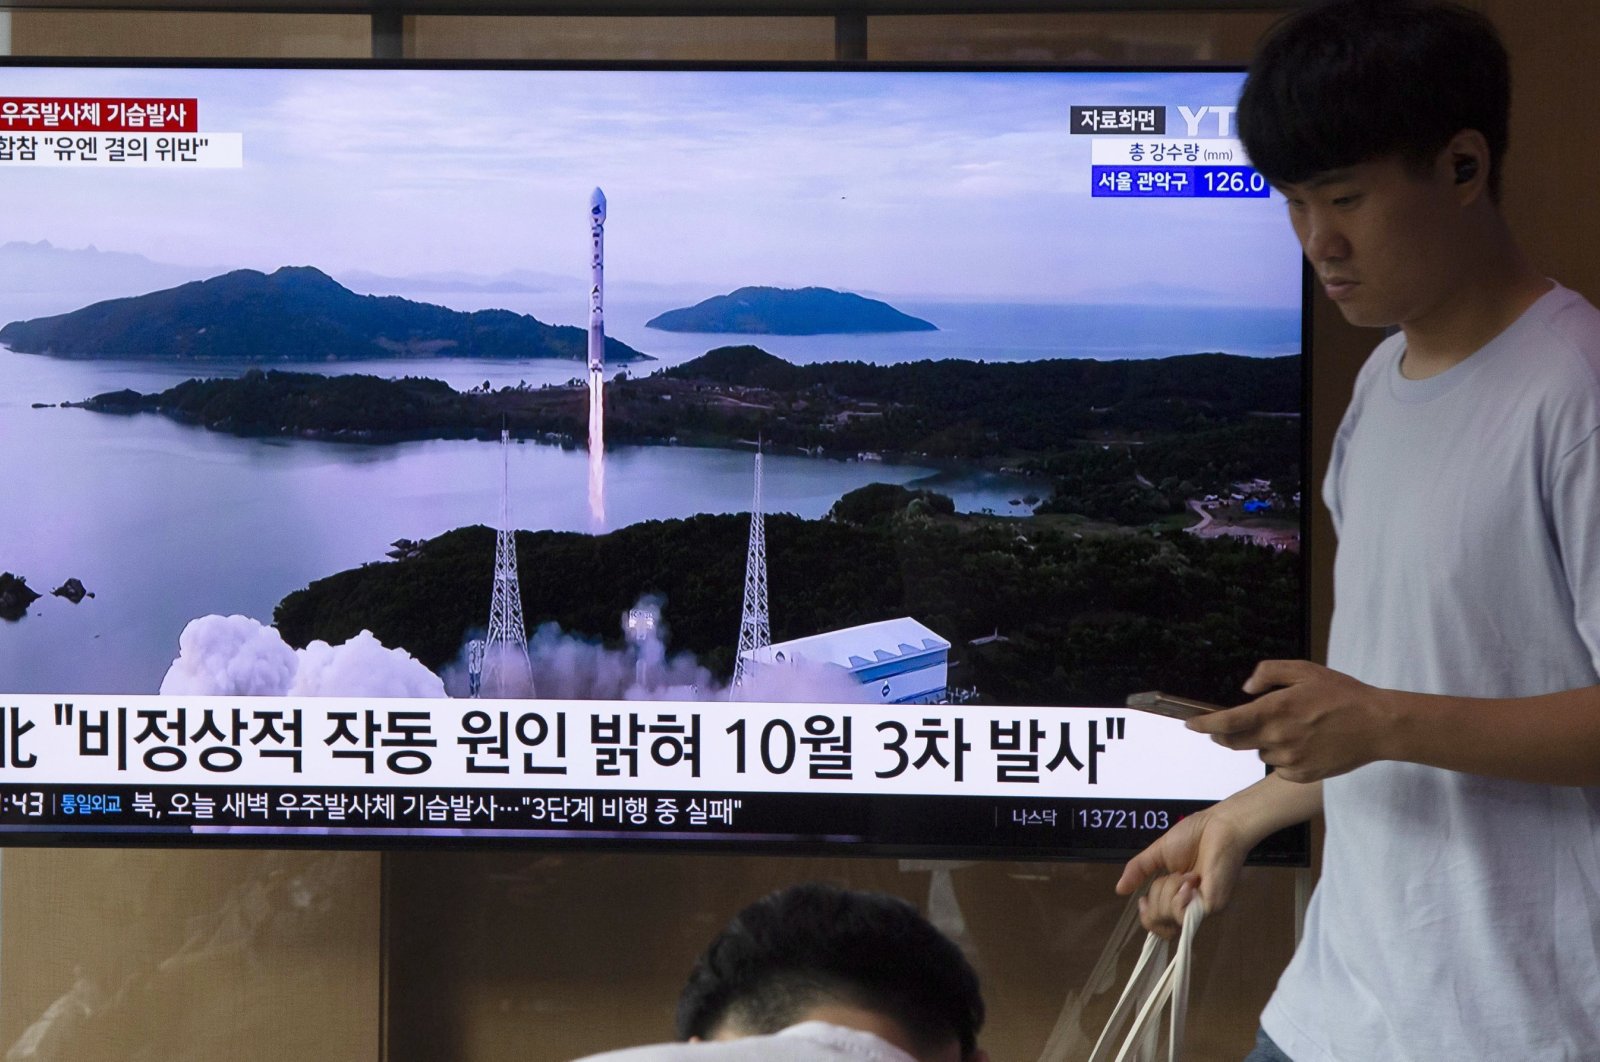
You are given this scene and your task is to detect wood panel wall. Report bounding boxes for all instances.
[2,4,1593,1059]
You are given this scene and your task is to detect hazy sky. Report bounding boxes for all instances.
[2,66,1301,307]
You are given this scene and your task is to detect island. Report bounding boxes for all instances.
[0,265,652,364]
[0,573,41,621]
[52,578,93,603]
[645,286,937,335]
[71,346,1304,532]
[274,490,1301,707]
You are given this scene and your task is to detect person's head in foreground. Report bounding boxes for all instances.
[673,882,986,1062]
[1238,0,1525,337]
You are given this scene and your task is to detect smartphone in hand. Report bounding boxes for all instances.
[1125,691,1226,721]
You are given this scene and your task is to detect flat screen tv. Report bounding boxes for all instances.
[0,61,1309,863]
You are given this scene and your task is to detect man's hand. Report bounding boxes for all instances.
[1116,773,1324,937]
[1115,805,1252,939]
[1185,659,1399,783]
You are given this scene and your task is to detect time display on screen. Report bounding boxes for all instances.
[4,791,44,817]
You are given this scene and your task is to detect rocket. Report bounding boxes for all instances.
[588,187,606,375]
[585,187,608,527]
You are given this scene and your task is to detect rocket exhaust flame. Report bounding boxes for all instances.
[588,368,605,527]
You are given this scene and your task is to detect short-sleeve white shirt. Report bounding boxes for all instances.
[1262,284,1600,1060]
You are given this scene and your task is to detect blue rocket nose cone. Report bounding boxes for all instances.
[590,187,607,221]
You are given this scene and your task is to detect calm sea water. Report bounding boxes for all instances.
[1,346,1039,694]
[1,293,1297,693]
[377,290,1303,370]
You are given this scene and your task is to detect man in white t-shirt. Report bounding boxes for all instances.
[1116,2,1600,1060]
[573,883,988,1062]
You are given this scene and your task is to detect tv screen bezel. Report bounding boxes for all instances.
[0,55,1313,867]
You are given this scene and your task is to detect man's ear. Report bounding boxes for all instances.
[1441,128,1490,204]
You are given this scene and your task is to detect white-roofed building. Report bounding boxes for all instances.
[743,617,950,704]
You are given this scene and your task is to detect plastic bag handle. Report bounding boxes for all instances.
[1086,898,1205,1062]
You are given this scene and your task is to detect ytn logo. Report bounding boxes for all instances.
[1176,105,1236,137]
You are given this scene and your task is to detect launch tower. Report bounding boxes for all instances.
[730,447,771,698]
[483,427,532,696]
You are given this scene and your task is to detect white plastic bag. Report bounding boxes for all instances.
[1084,898,1206,1062]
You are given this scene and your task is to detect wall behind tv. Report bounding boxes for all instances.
[0,3,1593,1060]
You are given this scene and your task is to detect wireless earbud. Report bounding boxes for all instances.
[1454,157,1479,184]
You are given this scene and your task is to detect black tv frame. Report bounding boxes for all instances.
[0,57,1313,867]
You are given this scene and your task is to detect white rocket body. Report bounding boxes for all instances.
[586,187,607,528]
[588,187,606,375]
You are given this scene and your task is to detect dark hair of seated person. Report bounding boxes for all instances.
[674,883,985,1062]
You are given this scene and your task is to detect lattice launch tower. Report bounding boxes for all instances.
[730,446,771,698]
[483,427,532,696]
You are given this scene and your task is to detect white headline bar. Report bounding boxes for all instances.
[0,695,1262,801]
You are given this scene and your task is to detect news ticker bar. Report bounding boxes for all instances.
[0,782,1216,854]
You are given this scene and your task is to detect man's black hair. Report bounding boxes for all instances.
[1238,0,1511,200]
[675,883,985,1061]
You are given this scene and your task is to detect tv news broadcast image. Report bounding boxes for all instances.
[0,64,1308,861]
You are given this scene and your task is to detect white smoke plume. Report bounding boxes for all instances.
[289,630,446,697]
[441,595,874,704]
[729,654,874,705]
[163,608,877,705]
[158,614,299,696]
[160,615,445,697]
